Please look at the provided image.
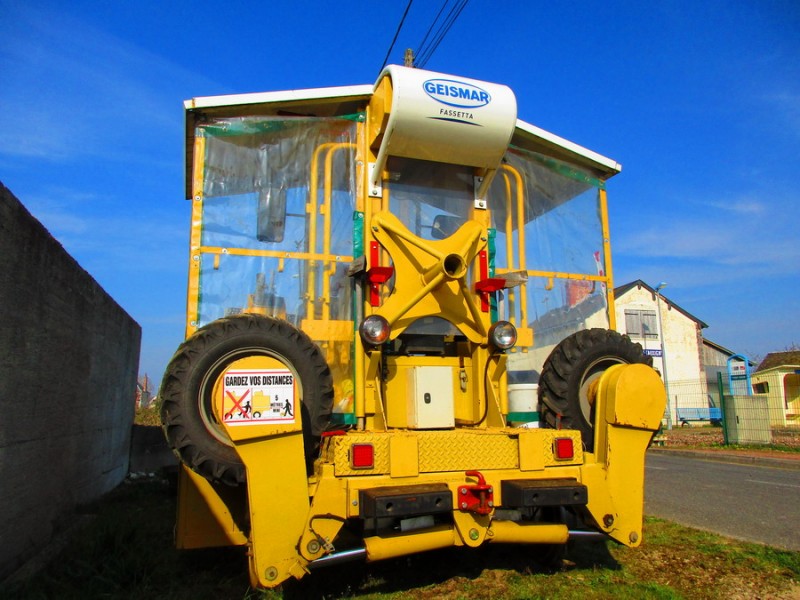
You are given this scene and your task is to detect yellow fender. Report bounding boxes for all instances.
[583,363,666,546]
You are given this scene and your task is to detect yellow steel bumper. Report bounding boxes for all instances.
[175,362,664,589]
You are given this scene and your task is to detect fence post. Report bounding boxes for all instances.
[717,371,729,446]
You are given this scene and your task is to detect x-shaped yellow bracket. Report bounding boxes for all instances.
[370,211,489,343]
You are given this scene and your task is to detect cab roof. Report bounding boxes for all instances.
[184,84,621,199]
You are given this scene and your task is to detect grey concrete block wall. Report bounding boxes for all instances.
[0,181,141,580]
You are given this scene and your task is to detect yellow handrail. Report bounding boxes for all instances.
[307,142,355,319]
[502,171,516,320]
[500,164,527,327]
[599,188,616,329]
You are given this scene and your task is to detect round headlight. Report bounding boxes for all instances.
[489,320,517,350]
[359,315,391,346]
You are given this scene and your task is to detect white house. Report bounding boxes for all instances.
[508,278,730,427]
[612,280,709,425]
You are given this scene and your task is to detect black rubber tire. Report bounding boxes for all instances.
[159,314,333,486]
[538,328,652,450]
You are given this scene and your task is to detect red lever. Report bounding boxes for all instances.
[366,241,394,306]
[475,250,504,312]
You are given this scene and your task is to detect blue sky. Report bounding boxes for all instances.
[2,0,798,382]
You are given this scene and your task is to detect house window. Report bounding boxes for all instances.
[625,310,658,339]
[753,382,769,394]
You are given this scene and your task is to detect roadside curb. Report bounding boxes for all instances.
[648,448,800,470]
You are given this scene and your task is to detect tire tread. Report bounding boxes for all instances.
[159,315,333,486]
[539,328,651,448]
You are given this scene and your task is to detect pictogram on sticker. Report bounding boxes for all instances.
[222,369,295,426]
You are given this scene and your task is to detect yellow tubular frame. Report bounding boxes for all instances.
[599,188,616,328]
[500,164,528,327]
[186,135,206,337]
[185,136,357,339]
[307,142,356,320]
[494,165,615,332]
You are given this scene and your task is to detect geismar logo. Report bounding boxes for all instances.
[423,78,491,109]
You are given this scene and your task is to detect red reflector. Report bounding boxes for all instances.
[554,438,574,460]
[351,444,374,469]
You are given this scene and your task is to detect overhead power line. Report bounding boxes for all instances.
[378,0,469,72]
[379,0,415,72]
[414,0,469,69]
[414,1,449,63]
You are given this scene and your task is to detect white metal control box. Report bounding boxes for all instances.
[406,366,455,429]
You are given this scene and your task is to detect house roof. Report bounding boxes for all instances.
[703,338,734,355]
[702,338,756,366]
[614,280,709,329]
[756,351,800,373]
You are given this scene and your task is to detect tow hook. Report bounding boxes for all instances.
[457,470,494,515]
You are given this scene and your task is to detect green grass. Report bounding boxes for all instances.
[3,482,798,600]
[663,424,800,454]
[723,442,800,454]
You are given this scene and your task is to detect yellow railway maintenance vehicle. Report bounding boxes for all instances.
[160,65,666,589]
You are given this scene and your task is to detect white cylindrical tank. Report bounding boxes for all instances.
[371,65,518,170]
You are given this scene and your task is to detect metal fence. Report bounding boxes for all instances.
[661,374,800,447]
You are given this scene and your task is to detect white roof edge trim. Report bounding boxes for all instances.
[515,118,622,174]
[184,84,374,110]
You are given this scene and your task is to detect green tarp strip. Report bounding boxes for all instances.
[198,113,365,137]
[508,145,605,190]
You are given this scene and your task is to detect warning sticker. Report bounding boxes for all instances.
[222,369,296,426]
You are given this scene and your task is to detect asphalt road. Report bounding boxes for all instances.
[645,453,800,552]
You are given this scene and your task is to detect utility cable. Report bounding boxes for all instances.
[414,1,449,64]
[419,0,468,68]
[415,0,469,68]
[415,0,462,67]
[379,0,415,71]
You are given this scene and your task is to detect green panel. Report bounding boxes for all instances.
[507,412,540,422]
[488,227,497,322]
[353,211,364,258]
[331,412,357,425]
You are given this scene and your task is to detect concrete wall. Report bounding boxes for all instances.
[0,182,141,579]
